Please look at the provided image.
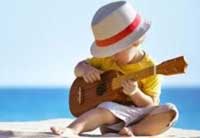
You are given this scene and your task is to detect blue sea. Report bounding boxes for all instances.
[0,87,199,130]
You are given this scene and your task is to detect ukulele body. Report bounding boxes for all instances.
[69,70,129,117]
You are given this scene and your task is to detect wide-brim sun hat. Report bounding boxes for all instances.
[90,1,151,58]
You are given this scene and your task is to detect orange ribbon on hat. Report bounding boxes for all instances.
[95,14,141,47]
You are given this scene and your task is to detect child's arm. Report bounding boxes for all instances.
[121,80,157,107]
[129,88,156,107]
[74,60,103,83]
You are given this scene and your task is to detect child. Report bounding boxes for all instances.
[50,1,179,137]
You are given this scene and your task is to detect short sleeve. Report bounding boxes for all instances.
[140,75,162,98]
[85,57,103,69]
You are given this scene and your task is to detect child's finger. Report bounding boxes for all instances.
[83,75,89,83]
[90,73,98,82]
[121,80,127,85]
[127,80,136,85]
[94,72,101,80]
[84,75,93,83]
[124,85,134,92]
[122,88,129,94]
[122,80,131,88]
[122,89,128,95]
[87,74,95,83]
[97,69,104,74]
[127,80,137,88]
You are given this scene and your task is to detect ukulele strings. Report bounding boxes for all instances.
[71,66,155,98]
[70,90,120,103]
[70,77,118,97]
[70,83,122,98]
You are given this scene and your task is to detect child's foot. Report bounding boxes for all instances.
[119,127,135,137]
[50,127,63,135]
[50,126,78,136]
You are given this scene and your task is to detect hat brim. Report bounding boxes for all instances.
[90,20,151,58]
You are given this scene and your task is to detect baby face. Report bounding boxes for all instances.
[112,36,144,65]
[112,45,137,65]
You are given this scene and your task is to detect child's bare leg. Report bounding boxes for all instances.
[51,107,120,135]
[119,110,176,136]
[68,107,120,133]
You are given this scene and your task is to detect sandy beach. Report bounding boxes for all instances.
[0,119,199,138]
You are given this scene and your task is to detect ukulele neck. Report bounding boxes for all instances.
[112,65,157,90]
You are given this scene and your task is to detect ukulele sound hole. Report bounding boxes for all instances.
[96,82,106,96]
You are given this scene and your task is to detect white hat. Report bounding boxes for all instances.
[90,1,151,58]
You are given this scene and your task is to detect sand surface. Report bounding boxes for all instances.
[0,119,199,138]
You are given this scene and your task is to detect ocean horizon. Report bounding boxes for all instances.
[0,86,199,130]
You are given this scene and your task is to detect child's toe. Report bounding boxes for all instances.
[119,127,134,136]
[50,126,63,135]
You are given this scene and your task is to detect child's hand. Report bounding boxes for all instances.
[82,64,103,83]
[121,80,139,96]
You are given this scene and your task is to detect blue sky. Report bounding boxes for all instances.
[0,0,199,87]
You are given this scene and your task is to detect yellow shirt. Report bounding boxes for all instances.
[86,52,162,103]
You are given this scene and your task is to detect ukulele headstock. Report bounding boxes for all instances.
[157,56,188,75]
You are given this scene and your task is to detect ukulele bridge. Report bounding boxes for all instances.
[78,87,82,105]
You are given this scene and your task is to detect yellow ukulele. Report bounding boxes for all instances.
[69,56,187,117]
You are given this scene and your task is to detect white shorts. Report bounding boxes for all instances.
[97,102,179,131]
